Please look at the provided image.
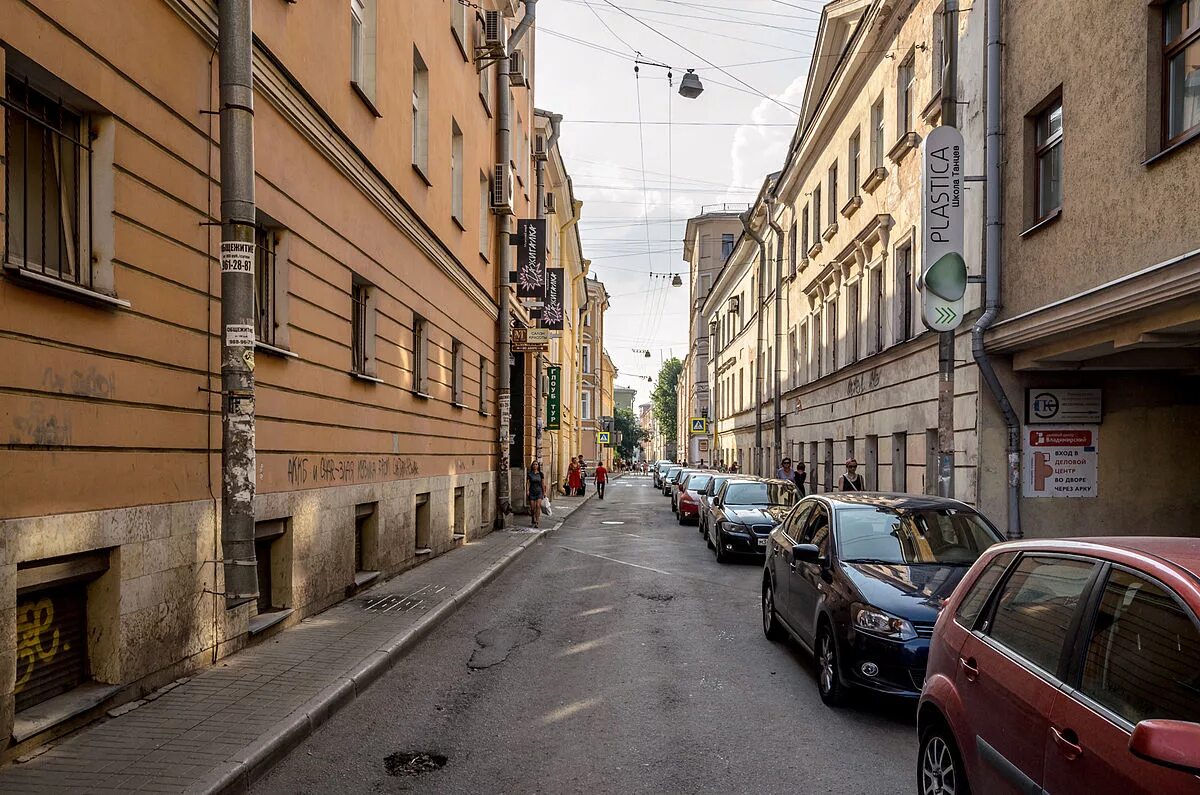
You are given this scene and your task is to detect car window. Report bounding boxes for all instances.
[801,506,831,557]
[1079,568,1200,725]
[687,474,712,491]
[956,552,1017,628]
[835,508,1002,565]
[707,476,729,496]
[986,556,1096,675]
[783,502,815,542]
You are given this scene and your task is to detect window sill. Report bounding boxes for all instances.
[248,608,294,636]
[353,570,381,589]
[415,547,433,557]
[1143,126,1200,167]
[256,340,298,359]
[351,371,385,384]
[821,222,839,242]
[12,682,122,744]
[350,81,383,118]
[887,132,921,164]
[841,195,863,219]
[412,162,433,187]
[1020,208,1062,238]
[478,410,490,417]
[451,214,466,231]
[862,166,887,194]
[806,241,824,258]
[921,90,943,125]
[452,401,469,409]
[412,390,432,400]
[4,263,131,309]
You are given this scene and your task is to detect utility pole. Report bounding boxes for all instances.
[936,0,959,499]
[218,0,258,606]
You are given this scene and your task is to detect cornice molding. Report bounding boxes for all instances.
[166,0,498,319]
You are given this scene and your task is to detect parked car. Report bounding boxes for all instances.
[707,478,798,563]
[652,460,673,488]
[698,474,735,538]
[670,468,698,511]
[676,471,714,525]
[660,466,682,495]
[917,536,1200,795]
[762,494,1003,708]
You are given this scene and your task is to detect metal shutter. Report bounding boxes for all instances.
[14,583,88,713]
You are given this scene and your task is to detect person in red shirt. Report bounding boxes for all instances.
[595,462,608,500]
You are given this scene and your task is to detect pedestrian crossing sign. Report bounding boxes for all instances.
[690,418,707,434]
[598,431,611,445]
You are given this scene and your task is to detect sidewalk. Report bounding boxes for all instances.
[0,491,595,794]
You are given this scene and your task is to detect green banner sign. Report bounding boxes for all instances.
[546,366,561,430]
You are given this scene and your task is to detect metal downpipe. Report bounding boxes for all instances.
[744,213,766,476]
[767,198,785,470]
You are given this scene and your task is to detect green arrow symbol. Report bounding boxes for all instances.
[936,307,957,324]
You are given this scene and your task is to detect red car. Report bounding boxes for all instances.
[918,537,1200,795]
[675,471,713,525]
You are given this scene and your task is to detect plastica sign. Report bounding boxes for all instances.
[546,366,561,430]
[1023,426,1098,498]
[920,125,966,332]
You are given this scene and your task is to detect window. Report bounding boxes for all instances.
[846,281,859,364]
[3,76,94,289]
[931,2,950,97]
[897,240,915,342]
[848,130,861,196]
[478,18,493,112]
[827,298,838,372]
[892,431,907,491]
[788,220,798,276]
[802,205,810,254]
[452,0,469,53]
[814,308,824,378]
[452,340,464,405]
[1080,568,1200,724]
[479,172,491,258]
[721,233,735,260]
[1035,100,1063,220]
[789,329,798,388]
[254,224,286,346]
[871,97,886,169]
[412,50,429,175]
[812,186,822,241]
[869,265,883,355]
[514,113,524,182]
[898,54,916,135]
[1164,0,1200,144]
[987,556,1096,674]
[479,356,489,414]
[925,428,939,495]
[253,519,291,617]
[350,0,377,103]
[412,314,429,395]
[354,503,379,576]
[451,121,464,224]
[351,276,375,376]
[799,319,808,383]
[955,552,1017,628]
[581,389,592,420]
[415,493,431,553]
[835,508,1000,565]
[827,161,838,222]
[700,273,711,297]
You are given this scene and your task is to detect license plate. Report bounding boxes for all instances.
[757,538,767,547]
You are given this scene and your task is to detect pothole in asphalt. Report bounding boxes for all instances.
[384,752,448,777]
[468,623,541,670]
[636,591,675,602]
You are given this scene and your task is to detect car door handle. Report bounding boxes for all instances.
[1051,727,1082,761]
[958,656,979,682]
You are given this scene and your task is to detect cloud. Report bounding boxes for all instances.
[728,73,808,200]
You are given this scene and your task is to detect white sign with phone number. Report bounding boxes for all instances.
[1022,426,1098,498]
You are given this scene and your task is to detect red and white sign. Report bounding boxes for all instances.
[1023,425,1098,498]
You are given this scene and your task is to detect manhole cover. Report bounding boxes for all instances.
[602,521,625,525]
[384,752,448,777]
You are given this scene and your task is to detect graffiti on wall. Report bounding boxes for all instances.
[14,597,66,694]
[284,455,421,487]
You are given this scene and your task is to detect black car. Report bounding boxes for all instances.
[660,466,682,496]
[651,460,673,489]
[697,474,735,538]
[705,478,798,563]
[761,494,1003,707]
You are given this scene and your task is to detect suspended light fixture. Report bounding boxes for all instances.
[671,273,683,287]
[678,69,704,99]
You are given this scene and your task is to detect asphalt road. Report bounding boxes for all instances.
[256,475,916,794]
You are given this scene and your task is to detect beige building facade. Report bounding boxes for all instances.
[0,0,553,755]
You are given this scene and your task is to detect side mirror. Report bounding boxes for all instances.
[1129,720,1200,775]
[792,543,821,564]
[713,498,722,508]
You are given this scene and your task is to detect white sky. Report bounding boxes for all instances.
[534,0,823,406]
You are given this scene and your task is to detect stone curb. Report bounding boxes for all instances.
[198,494,592,795]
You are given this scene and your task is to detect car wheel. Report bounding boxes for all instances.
[762,579,786,642]
[704,525,714,550]
[816,625,846,707]
[918,722,970,795]
[714,531,728,564]
[677,510,686,525]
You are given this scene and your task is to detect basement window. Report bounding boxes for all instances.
[250,519,292,635]
[415,493,432,555]
[354,503,380,587]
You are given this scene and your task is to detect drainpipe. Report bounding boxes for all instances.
[744,212,766,476]
[494,0,537,527]
[767,197,785,471]
[972,0,1023,538]
[218,0,258,607]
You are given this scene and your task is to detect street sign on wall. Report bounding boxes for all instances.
[598,431,611,446]
[1023,426,1098,498]
[1026,388,1102,425]
[511,328,548,353]
[515,219,546,299]
[541,267,565,330]
[920,125,966,332]
[546,366,561,430]
[690,418,708,434]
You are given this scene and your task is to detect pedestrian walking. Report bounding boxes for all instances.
[796,462,808,496]
[595,461,608,499]
[578,459,588,495]
[838,458,864,491]
[526,459,545,528]
[567,457,582,496]
[776,457,805,494]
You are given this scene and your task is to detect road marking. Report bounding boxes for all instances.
[558,545,672,576]
[601,521,625,525]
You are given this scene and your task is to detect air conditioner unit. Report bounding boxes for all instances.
[544,192,557,214]
[509,51,529,87]
[483,10,505,51]
[491,163,514,215]
[533,133,548,161]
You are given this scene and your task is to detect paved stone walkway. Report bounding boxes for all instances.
[0,490,595,794]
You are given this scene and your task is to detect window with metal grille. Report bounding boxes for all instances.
[452,339,464,405]
[3,76,92,289]
[255,226,276,344]
[478,356,489,414]
[413,315,429,395]
[351,278,370,374]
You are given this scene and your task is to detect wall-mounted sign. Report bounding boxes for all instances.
[546,366,561,430]
[598,431,611,446]
[515,219,546,299]
[920,125,966,332]
[540,267,565,330]
[1025,388,1102,425]
[1023,426,1098,498]
[511,327,548,353]
[526,328,551,344]
[690,417,708,434]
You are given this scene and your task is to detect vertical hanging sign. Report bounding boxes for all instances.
[546,366,561,430]
[920,125,966,331]
[541,267,565,330]
[515,218,546,299]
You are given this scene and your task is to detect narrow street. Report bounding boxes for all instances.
[256,477,915,794]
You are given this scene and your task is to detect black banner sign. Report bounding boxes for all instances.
[515,218,546,299]
[541,267,565,330]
